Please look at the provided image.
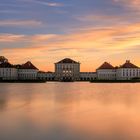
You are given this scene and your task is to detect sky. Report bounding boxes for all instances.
[0,0,140,71]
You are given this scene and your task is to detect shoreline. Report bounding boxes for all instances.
[90,80,140,83]
[0,80,47,83]
[0,80,140,83]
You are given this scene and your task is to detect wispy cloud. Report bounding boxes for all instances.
[76,14,127,25]
[113,0,140,9]
[0,34,57,42]
[42,2,63,7]
[1,21,140,71]
[30,34,57,42]
[0,34,26,42]
[76,12,140,26]
[2,22,140,49]
[0,20,43,27]
[22,0,63,7]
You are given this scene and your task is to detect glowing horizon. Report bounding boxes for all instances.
[0,0,140,72]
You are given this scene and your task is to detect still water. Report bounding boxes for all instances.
[0,82,140,140]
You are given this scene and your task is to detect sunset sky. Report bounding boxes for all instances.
[0,0,140,71]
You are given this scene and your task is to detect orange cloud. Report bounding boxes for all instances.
[0,34,26,42]
[1,22,140,71]
[0,34,57,43]
[0,20,43,27]
[30,34,58,42]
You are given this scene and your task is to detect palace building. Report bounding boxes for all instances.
[96,60,140,80]
[17,61,39,80]
[96,62,116,80]
[0,56,139,81]
[0,61,18,80]
[116,60,140,80]
[0,56,39,81]
[55,58,80,81]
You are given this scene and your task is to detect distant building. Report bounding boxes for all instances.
[37,71,55,81]
[0,61,18,80]
[18,61,39,80]
[55,58,80,81]
[96,62,116,80]
[80,72,97,81]
[116,60,140,80]
[96,60,140,80]
[46,71,55,81]
[0,56,139,81]
[37,71,46,80]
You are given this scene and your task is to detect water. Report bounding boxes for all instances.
[0,82,140,140]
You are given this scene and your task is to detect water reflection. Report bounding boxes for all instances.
[0,83,140,140]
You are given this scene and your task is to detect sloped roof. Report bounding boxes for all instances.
[46,71,53,73]
[97,62,115,69]
[38,71,46,73]
[0,62,14,68]
[120,60,139,68]
[56,58,79,64]
[20,61,38,70]
[14,64,22,69]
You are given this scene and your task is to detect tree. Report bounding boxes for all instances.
[0,56,8,64]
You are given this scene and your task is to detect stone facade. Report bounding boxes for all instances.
[55,58,80,81]
[116,60,140,80]
[0,57,39,81]
[0,56,139,81]
[0,66,18,80]
[0,58,18,80]
[96,62,116,80]
[37,71,55,81]
[80,72,97,81]
[17,61,39,80]
[96,60,140,80]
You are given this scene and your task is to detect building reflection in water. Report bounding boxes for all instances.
[0,83,140,140]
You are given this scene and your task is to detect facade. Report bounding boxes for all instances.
[18,61,39,80]
[96,60,140,80]
[46,72,55,81]
[55,58,80,81]
[80,72,97,81]
[0,62,18,80]
[116,60,140,80]
[0,56,139,81]
[37,71,55,81]
[37,71,46,80]
[96,62,116,80]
